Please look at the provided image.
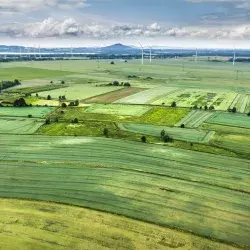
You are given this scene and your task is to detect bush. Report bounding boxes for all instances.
[50,81,53,84]
[247,112,250,116]
[171,101,177,107]
[110,61,115,65]
[69,101,75,106]
[61,103,67,108]
[28,114,32,118]
[113,80,119,86]
[193,105,198,109]
[61,80,65,84]
[162,102,165,106]
[47,95,51,100]
[163,135,173,143]
[36,93,38,97]
[103,128,109,137]
[181,124,185,128]
[141,136,147,143]
[75,100,79,106]
[61,95,66,100]
[204,105,208,110]
[232,107,237,113]
[124,82,131,87]
[160,129,165,138]
[13,98,27,107]
[209,106,215,110]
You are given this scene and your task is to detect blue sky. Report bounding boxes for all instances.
[0,0,250,48]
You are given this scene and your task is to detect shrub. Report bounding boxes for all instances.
[193,105,198,109]
[75,100,79,106]
[141,136,147,143]
[61,103,67,108]
[160,129,165,138]
[162,102,165,106]
[62,95,66,100]
[103,128,109,137]
[181,124,185,128]
[69,101,75,106]
[50,81,53,84]
[124,82,131,87]
[247,112,250,116]
[110,61,115,65]
[232,107,237,113]
[204,105,208,110]
[28,114,32,118]
[209,106,215,110]
[171,101,177,107]
[61,80,65,84]
[47,95,51,100]
[36,93,39,97]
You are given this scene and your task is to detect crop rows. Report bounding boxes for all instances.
[0,135,249,248]
[118,123,214,142]
[175,110,214,128]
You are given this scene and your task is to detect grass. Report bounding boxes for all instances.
[0,135,249,248]
[0,107,54,118]
[0,117,44,134]
[206,112,250,129]
[84,103,151,116]
[1,198,239,250]
[0,67,73,81]
[118,123,214,142]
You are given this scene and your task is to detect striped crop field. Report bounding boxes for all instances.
[234,94,249,113]
[84,103,151,116]
[118,123,214,142]
[0,107,54,118]
[0,135,249,248]
[0,117,44,134]
[175,110,214,128]
[206,112,250,129]
[115,86,178,104]
[1,199,239,250]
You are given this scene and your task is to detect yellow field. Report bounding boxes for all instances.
[0,199,239,250]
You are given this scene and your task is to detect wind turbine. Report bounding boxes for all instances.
[149,46,152,63]
[233,45,236,66]
[195,48,198,63]
[139,43,144,65]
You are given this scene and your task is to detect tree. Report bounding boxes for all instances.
[45,118,50,124]
[141,136,147,143]
[171,101,177,108]
[28,114,32,118]
[209,106,215,110]
[61,80,65,84]
[47,95,51,100]
[72,118,78,124]
[181,124,185,128]
[232,107,237,113]
[59,95,62,101]
[163,135,173,143]
[110,61,115,65]
[75,99,79,106]
[204,105,208,110]
[247,112,250,116]
[61,103,67,108]
[193,105,198,109]
[13,98,27,107]
[14,79,21,85]
[62,95,66,100]
[69,101,75,106]
[160,129,165,138]
[103,128,109,137]
[113,80,119,86]
[50,81,53,84]
[36,93,39,97]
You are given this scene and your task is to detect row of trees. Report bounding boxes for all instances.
[0,79,21,92]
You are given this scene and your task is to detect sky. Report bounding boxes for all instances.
[1,0,250,48]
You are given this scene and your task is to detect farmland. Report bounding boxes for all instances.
[206,112,250,129]
[1,58,250,249]
[0,117,44,134]
[0,107,54,118]
[1,199,239,250]
[0,135,249,249]
[118,123,214,142]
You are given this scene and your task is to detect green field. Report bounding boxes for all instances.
[0,107,54,118]
[0,117,44,134]
[1,199,239,250]
[1,59,250,249]
[118,123,214,142]
[206,112,250,129]
[84,103,151,116]
[0,135,249,248]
